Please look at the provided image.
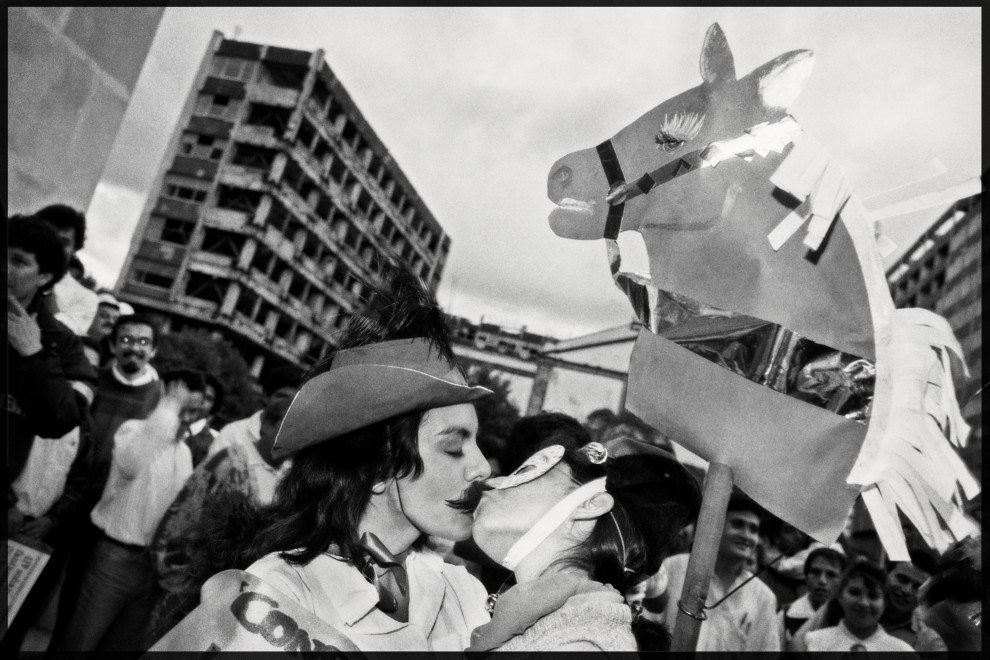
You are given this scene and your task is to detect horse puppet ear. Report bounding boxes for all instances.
[753,49,815,111]
[700,23,736,85]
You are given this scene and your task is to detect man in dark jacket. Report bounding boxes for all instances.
[4,215,97,653]
[6,215,96,531]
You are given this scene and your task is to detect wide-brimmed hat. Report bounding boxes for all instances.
[271,337,491,458]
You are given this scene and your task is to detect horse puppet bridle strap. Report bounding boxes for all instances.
[595,115,803,240]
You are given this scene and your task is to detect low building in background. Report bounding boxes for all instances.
[115,33,451,374]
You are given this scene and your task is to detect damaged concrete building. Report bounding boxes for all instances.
[115,32,451,374]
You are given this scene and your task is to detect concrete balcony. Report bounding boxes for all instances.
[261,225,295,256]
[233,123,282,149]
[188,251,235,275]
[272,336,296,357]
[230,311,269,345]
[201,206,250,232]
[246,83,299,109]
[218,166,269,189]
[174,295,220,318]
[289,142,324,183]
[245,268,279,297]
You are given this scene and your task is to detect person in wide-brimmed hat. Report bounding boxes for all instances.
[149,257,494,653]
[464,413,701,652]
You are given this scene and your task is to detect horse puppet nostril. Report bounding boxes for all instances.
[552,165,573,191]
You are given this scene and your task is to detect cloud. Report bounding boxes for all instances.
[84,7,981,343]
[78,181,147,289]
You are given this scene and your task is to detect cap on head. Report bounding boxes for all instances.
[601,438,702,570]
[97,291,120,308]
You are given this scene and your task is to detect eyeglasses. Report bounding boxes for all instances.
[118,336,153,347]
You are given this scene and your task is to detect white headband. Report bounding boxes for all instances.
[500,477,608,571]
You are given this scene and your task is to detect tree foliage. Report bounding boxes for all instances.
[151,329,263,427]
[463,362,521,471]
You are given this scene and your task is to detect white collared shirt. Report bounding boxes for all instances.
[806,620,917,653]
[237,433,290,505]
[662,552,781,652]
[185,417,215,438]
[780,592,818,648]
[111,362,159,387]
[247,549,489,651]
[209,410,262,458]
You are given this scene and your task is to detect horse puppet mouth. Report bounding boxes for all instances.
[548,197,604,240]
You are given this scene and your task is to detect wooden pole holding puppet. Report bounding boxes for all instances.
[670,462,733,652]
[545,21,980,654]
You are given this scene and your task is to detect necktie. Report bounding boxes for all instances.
[359,532,409,620]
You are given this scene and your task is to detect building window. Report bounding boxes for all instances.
[184,272,225,305]
[230,143,277,171]
[134,269,174,289]
[216,185,262,214]
[210,56,258,82]
[180,132,227,161]
[194,93,239,121]
[245,103,292,134]
[163,184,208,203]
[160,217,196,245]
[201,228,245,259]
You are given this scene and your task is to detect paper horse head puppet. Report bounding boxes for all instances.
[546,23,978,558]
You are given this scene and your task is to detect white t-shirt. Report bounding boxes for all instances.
[806,620,918,653]
[247,549,489,652]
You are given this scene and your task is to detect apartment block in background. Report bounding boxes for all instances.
[115,33,451,374]
[886,184,982,514]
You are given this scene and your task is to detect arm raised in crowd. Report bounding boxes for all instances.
[113,380,189,480]
[8,294,96,439]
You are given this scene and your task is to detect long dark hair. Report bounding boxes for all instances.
[239,412,424,565]
[236,255,456,566]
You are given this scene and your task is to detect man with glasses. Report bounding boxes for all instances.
[88,315,165,491]
[56,370,206,651]
[50,314,165,649]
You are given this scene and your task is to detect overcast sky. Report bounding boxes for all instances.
[81,7,982,340]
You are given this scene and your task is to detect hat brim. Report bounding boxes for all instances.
[272,363,491,459]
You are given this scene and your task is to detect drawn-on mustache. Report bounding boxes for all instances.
[446,480,494,513]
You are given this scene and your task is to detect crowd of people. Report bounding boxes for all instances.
[5,208,982,655]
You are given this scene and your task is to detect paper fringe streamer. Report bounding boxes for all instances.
[768,134,852,252]
[849,308,979,560]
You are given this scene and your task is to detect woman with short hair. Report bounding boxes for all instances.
[800,559,916,653]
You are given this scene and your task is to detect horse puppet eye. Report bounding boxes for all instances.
[655,112,705,153]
